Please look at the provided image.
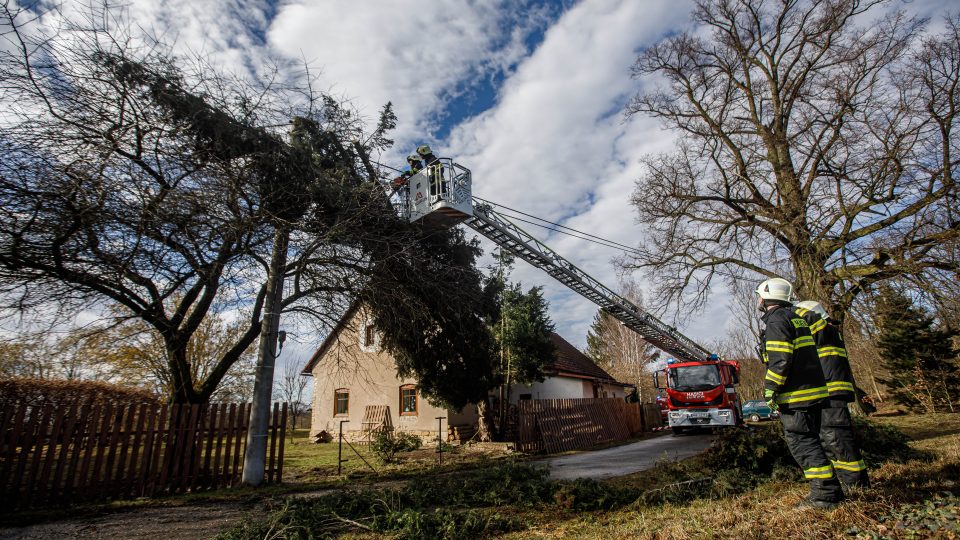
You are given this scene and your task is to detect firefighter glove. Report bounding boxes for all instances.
[764,389,779,412]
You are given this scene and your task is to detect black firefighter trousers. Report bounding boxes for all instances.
[821,399,870,490]
[780,405,845,503]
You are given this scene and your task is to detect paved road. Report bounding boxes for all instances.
[537,433,714,481]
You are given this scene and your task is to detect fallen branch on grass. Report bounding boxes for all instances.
[640,477,714,504]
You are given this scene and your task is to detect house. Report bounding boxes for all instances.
[302,304,478,442]
[303,304,631,442]
[502,333,631,403]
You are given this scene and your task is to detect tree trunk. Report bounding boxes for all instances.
[167,346,198,404]
[476,398,494,442]
[501,348,513,440]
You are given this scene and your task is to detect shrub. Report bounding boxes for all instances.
[370,431,423,463]
[0,377,159,411]
[553,478,642,511]
[704,417,927,484]
[374,508,521,540]
[703,425,794,476]
[217,465,543,540]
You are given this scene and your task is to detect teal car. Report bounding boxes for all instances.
[741,400,779,422]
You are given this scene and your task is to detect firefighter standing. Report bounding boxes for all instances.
[794,300,870,492]
[756,278,844,509]
[416,144,444,198]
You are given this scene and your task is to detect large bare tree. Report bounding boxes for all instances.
[585,280,660,401]
[626,0,959,321]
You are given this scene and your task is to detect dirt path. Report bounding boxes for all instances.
[0,502,253,540]
[537,433,714,480]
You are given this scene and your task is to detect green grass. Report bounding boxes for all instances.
[282,429,381,480]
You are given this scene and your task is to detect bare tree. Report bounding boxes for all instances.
[626,0,960,322]
[0,2,497,407]
[274,358,310,432]
[585,280,660,401]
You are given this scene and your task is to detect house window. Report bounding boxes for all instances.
[400,385,418,416]
[363,324,376,347]
[519,394,532,401]
[334,389,349,416]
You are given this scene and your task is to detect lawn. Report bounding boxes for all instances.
[282,428,518,485]
[220,414,960,539]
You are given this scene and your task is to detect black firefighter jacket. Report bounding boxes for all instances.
[761,305,830,410]
[794,307,856,402]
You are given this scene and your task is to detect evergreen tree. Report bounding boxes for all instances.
[497,284,556,386]
[585,310,609,367]
[479,253,556,438]
[875,287,959,412]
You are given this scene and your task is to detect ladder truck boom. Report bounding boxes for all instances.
[467,202,711,363]
[392,158,712,363]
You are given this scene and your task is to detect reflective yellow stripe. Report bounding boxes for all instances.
[818,346,847,358]
[776,386,829,404]
[803,465,835,479]
[810,319,827,334]
[827,381,855,392]
[765,370,787,384]
[766,340,793,353]
[793,336,815,348]
[794,307,810,316]
[831,459,866,472]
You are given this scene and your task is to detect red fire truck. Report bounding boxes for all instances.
[655,355,743,434]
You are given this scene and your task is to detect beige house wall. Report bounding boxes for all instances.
[308,307,477,441]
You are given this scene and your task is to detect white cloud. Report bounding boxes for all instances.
[267,0,553,148]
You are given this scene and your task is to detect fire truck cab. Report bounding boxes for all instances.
[655,355,742,434]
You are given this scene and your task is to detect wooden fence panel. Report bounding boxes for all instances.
[0,401,288,510]
[517,398,666,454]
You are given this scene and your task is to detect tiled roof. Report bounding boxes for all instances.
[546,332,622,384]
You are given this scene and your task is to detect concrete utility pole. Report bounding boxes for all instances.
[242,225,290,486]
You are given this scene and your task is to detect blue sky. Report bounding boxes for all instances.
[21,0,957,378]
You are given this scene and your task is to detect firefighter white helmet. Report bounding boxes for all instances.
[407,154,420,162]
[416,144,433,156]
[755,278,794,303]
[796,300,829,320]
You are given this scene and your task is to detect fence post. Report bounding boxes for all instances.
[436,417,445,466]
[337,420,349,475]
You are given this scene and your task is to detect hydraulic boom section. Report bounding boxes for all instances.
[394,159,712,363]
[467,203,711,363]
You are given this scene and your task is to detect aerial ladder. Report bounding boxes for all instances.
[391,158,711,362]
[391,159,743,430]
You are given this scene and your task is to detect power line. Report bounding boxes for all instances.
[474,196,641,254]
[493,211,644,256]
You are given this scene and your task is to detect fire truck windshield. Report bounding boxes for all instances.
[667,364,721,392]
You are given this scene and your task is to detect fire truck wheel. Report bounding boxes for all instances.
[749,414,761,422]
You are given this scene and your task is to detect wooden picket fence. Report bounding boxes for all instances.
[0,401,287,509]
[517,398,659,454]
